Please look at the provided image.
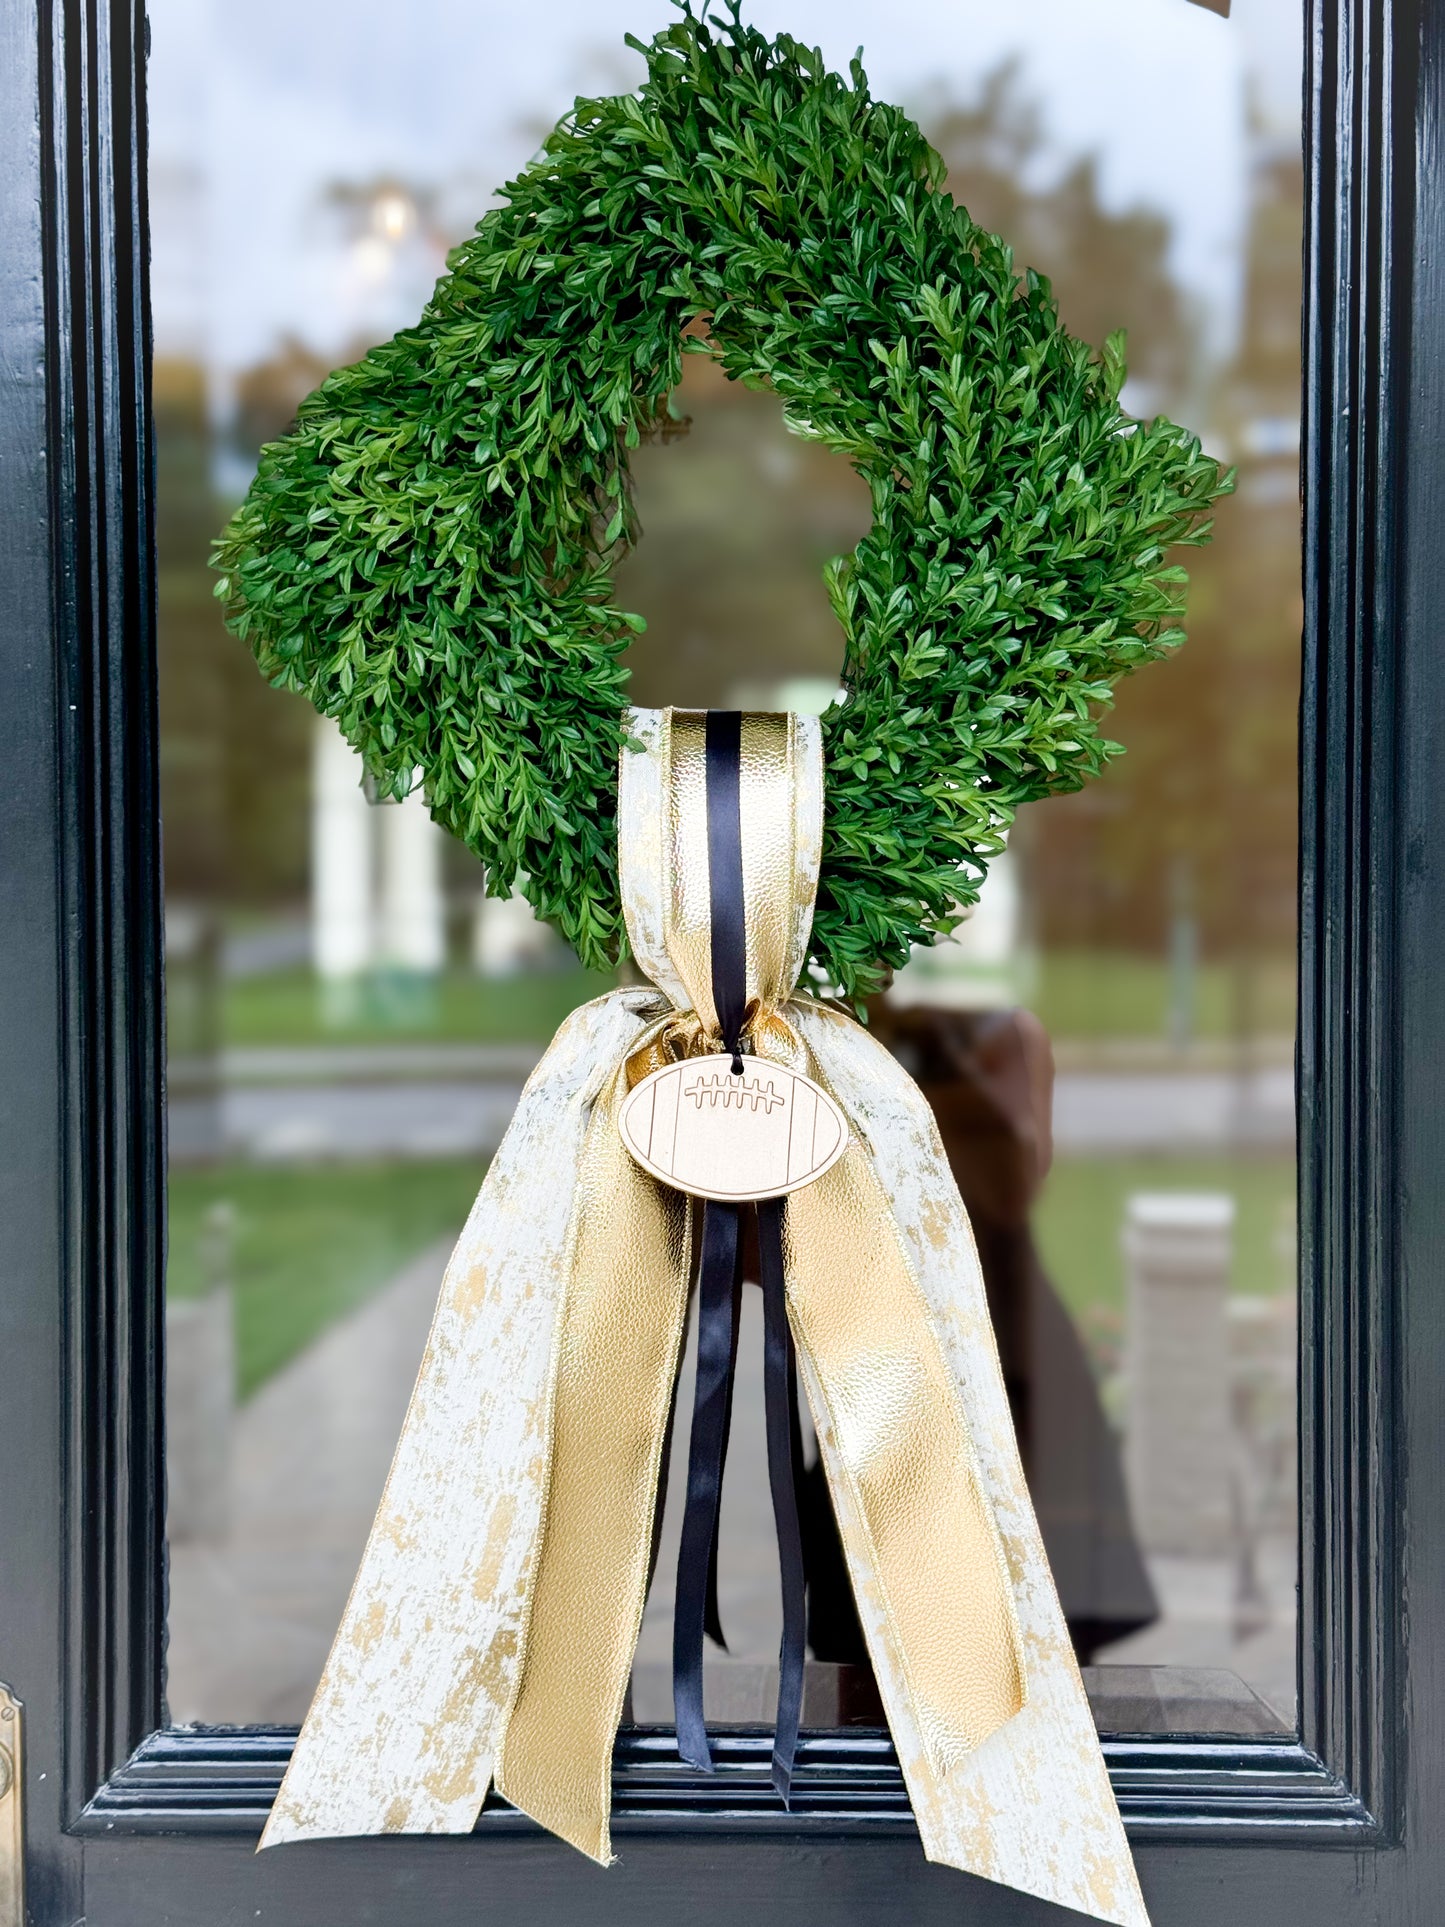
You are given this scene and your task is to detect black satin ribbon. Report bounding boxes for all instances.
[700,711,747,1651]
[672,711,807,1805]
[673,1197,741,1770]
[704,708,748,1071]
[703,1244,743,1653]
[757,1194,807,1802]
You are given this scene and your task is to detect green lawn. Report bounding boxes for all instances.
[1034,1151,1296,1378]
[167,1158,483,1399]
[1028,949,1295,1046]
[223,963,620,1055]
[222,964,614,1049]
[219,950,1294,1051]
[167,1147,1296,1404]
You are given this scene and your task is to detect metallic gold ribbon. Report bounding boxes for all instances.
[492,1021,692,1858]
[494,707,1024,1849]
[261,705,1147,1927]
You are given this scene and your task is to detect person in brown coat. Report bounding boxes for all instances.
[799,999,1158,1679]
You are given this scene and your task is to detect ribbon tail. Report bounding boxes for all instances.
[674,1198,806,1804]
[702,1226,743,1654]
[260,990,664,1851]
[701,1365,736,1650]
[493,1040,693,1864]
[756,1196,807,1806]
[787,998,1151,1927]
[673,1200,742,1769]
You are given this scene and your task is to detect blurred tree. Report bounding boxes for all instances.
[230,335,334,470]
[1024,132,1301,985]
[925,63,1198,421]
[155,358,226,902]
[616,349,872,708]
[155,354,311,913]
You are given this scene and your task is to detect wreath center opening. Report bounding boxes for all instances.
[616,345,872,713]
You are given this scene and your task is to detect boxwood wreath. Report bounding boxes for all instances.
[213,2,1229,1005]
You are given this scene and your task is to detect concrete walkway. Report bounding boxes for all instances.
[165,1238,1296,1734]
[200,1063,1294,1164]
[165,1237,451,1725]
[165,1249,791,1727]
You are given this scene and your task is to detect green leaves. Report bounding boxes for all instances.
[212,0,1227,1006]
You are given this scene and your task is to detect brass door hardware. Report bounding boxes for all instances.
[0,1684,21,1927]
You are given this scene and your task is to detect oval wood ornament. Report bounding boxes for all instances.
[619,1056,849,1202]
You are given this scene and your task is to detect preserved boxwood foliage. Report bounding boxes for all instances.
[214,2,1228,1002]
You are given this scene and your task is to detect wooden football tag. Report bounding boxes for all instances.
[618,1055,849,1202]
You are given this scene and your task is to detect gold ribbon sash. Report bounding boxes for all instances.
[261,707,1148,1927]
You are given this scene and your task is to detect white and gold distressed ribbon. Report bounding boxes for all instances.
[261,707,1149,1927]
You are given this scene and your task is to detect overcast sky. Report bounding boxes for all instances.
[148,0,1302,382]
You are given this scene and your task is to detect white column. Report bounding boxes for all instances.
[377,788,445,973]
[167,1202,237,1543]
[166,1284,235,1541]
[888,841,1026,1009]
[311,719,373,979]
[1123,1192,1234,1555]
[471,885,554,976]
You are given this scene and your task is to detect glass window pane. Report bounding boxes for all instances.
[154,0,1300,1739]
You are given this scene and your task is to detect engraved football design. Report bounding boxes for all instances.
[618,1056,848,1202]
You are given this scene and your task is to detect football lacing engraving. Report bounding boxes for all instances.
[686,1071,786,1114]
[619,1057,847,1201]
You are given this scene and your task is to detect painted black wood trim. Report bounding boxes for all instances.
[1388,0,1445,1902]
[1296,0,1408,1844]
[0,0,87,1914]
[70,1831,1400,1927]
[38,0,167,1825]
[71,1729,1372,1843]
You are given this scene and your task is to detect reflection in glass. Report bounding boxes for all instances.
[154,0,1300,1737]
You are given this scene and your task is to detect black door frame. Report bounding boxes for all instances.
[2,0,1441,1919]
